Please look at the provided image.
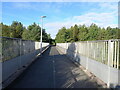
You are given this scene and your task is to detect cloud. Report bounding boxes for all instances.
[44,21,77,38]
[2,2,118,39]
[99,2,117,10]
[73,12,117,27]
[45,2,118,39]
[98,2,118,15]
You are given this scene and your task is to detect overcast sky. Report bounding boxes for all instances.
[2,1,118,39]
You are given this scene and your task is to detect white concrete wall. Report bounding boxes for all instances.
[56,40,120,88]
[2,43,49,81]
[1,37,49,89]
[2,49,39,82]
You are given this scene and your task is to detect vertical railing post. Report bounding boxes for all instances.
[86,41,89,70]
[117,40,119,69]
[97,42,98,60]
[107,40,114,87]
[93,42,95,59]
[19,39,22,69]
[66,42,67,54]
[108,40,114,66]
[102,42,104,63]
[107,40,110,88]
[114,41,116,68]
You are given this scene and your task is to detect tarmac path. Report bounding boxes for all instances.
[6,46,103,88]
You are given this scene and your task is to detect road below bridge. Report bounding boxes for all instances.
[6,46,104,88]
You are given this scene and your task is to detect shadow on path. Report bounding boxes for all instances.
[5,46,103,88]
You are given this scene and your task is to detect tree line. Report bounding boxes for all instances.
[55,23,119,43]
[1,21,52,43]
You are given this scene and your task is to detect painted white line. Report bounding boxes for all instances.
[52,47,56,88]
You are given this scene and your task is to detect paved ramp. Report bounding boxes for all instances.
[6,46,103,88]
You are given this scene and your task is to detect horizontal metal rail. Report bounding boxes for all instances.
[0,37,49,62]
[57,39,120,69]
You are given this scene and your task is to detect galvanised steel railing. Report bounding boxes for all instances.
[57,39,120,69]
[0,37,49,62]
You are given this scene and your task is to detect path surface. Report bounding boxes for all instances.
[6,46,103,88]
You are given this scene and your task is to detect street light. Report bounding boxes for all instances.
[40,16,46,54]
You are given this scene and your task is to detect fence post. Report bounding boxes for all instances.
[19,39,22,69]
[107,40,114,87]
[86,41,89,70]
[117,40,119,69]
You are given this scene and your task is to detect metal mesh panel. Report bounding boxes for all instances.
[2,37,20,62]
[1,37,49,62]
[21,40,35,55]
[57,39,120,69]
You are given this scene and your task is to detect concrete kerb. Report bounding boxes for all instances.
[56,46,107,88]
[2,46,50,89]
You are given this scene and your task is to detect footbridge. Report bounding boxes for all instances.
[0,37,120,89]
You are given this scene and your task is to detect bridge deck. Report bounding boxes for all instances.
[7,46,103,88]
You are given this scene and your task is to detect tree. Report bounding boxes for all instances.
[73,24,79,41]
[78,24,88,41]
[87,23,99,40]
[1,21,51,43]
[55,27,67,43]
[1,23,10,37]
[55,23,118,43]
[97,27,107,40]
[22,22,50,42]
[10,21,24,38]
[22,27,30,40]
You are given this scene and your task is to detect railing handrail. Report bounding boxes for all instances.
[57,39,120,44]
[0,36,38,42]
[0,37,51,43]
[76,39,120,43]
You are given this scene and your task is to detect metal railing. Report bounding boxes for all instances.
[57,39,120,69]
[0,37,49,62]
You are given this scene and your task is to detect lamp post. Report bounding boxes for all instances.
[40,16,46,54]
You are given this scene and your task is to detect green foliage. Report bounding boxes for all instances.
[10,21,24,38]
[55,27,67,43]
[55,23,119,43]
[1,23,10,37]
[73,24,79,41]
[78,24,88,41]
[1,21,51,43]
[23,23,41,41]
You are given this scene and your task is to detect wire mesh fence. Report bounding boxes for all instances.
[57,39,120,69]
[0,37,49,62]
